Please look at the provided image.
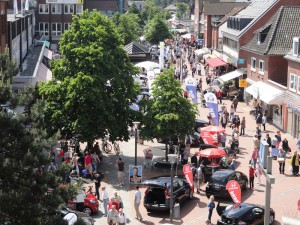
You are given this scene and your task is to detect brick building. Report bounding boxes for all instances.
[0,0,8,53]
[242,6,300,130]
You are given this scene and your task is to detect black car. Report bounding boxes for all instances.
[143,176,193,212]
[194,119,209,132]
[206,170,248,198]
[216,202,275,225]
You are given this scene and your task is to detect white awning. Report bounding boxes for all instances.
[275,91,300,110]
[245,81,283,105]
[43,48,53,60]
[195,48,210,56]
[35,63,52,83]
[218,69,246,83]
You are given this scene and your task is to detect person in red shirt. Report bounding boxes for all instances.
[249,165,255,190]
[85,152,93,179]
[216,89,222,104]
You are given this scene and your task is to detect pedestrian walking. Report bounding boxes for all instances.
[134,186,143,222]
[191,152,198,167]
[197,164,204,193]
[235,115,241,130]
[262,114,267,131]
[216,89,222,104]
[282,138,289,152]
[92,151,101,172]
[240,117,245,135]
[251,148,259,169]
[102,186,109,217]
[221,132,226,148]
[265,133,271,147]
[220,113,228,129]
[230,104,235,120]
[117,158,125,187]
[118,208,127,225]
[93,171,102,200]
[296,138,300,150]
[249,165,255,190]
[256,113,262,130]
[197,63,202,75]
[275,131,282,148]
[111,192,123,209]
[253,135,259,149]
[289,151,299,176]
[256,162,262,186]
[85,152,93,179]
[107,205,119,225]
[232,96,238,111]
[207,195,215,223]
[72,153,79,176]
[255,127,262,140]
[277,147,286,174]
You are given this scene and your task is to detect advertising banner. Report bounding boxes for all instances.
[226,180,241,204]
[204,92,219,126]
[129,165,142,184]
[185,77,197,104]
[183,164,194,192]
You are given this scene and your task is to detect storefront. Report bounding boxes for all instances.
[245,80,284,129]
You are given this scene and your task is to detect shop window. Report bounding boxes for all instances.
[290,73,296,91]
[273,105,283,126]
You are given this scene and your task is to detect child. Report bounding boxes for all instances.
[249,165,255,190]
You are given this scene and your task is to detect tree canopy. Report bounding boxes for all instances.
[39,10,139,143]
[141,1,171,21]
[175,2,189,19]
[111,12,143,45]
[144,16,172,44]
[140,69,197,144]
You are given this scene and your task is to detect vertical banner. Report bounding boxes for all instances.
[159,42,165,69]
[129,165,142,184]
[204,92,219,126]
[185,77,198,104]
[24,0,29,11]
[183,164,194,193]
[14,0,18,14]
[226,180,241,204]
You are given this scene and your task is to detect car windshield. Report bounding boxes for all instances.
[211,173,228,184]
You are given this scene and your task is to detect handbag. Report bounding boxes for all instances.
[277,157,285,163]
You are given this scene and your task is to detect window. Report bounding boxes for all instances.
[64,23,71,32]
[293,37,300,56]
[64,5,74,14]
[39,4,49,14]
[257,34,261,44]
[290,73,296,91]
[259,60,264,74]
[52,23,62,36]
[39,22,49,36]
[251,57,256,71]
[298,77,300,93]
[76,5,83,14]
[51,4,61,14]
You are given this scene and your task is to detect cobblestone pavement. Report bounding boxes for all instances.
[85,62,300,225]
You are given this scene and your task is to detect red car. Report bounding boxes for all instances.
[67,191,99,216]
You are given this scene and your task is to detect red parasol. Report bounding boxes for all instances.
[206,162,220,168]
[201,126,225,134]
[198,148,226,159]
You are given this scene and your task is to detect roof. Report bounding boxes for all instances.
[204,2,249,16]
[222,0,279,38]
[123,41,150,54]
[215,6,247,27]
[284,50,300,63]
[206,57,227,68]
[241,6,300,56]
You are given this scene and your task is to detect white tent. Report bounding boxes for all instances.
[181,33,192,39]
[195,48,210,56]
[135,61,160,71]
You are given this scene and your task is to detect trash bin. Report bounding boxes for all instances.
[173,203,180,219]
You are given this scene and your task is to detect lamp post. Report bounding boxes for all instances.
[133,121,140,166]
[168,154,177,223]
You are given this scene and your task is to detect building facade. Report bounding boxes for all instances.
[0,0,8,52]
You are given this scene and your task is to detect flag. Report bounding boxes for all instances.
[204,92,219,126]
[14,0,18,14]
[226,180,242,204]
[185,77,197,104]
[183,164,194,193]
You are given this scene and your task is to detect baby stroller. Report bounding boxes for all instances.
[143,148,153,169]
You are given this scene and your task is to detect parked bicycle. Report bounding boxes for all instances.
[102,137,112,154]
[113,141,121,155]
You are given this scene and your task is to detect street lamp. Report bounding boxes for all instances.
[133,121,140,166]
[168,153,177,223]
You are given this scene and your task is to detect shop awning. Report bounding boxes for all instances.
[206,57,227,68]
[195,48,210,56]
[218,69,246,83]
[275,91,300,110]
[245,81,283,105]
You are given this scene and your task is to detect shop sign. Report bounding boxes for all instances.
[238,59,245,64]
[239,79,247,88]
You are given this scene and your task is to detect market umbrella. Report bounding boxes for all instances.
[207,162,221,174]
[198,148,226,159]
[201,126,225,134]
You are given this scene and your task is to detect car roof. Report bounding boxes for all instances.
[213,170,235,177]
[223,203,258,218]
[142,176,184,187]
[195,119,208,124]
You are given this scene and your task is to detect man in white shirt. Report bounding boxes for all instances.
[134,186,143,221]
[102,186,108,217]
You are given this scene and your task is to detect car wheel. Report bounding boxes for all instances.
[83,207,92,216]
[269,213,275,224]
[188,189,193,200]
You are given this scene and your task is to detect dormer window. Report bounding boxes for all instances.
[293,37,300,56]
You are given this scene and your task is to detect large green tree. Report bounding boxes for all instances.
[140,69,197,159]
[176,2,189,19]
[141,1,171,21]
[0,53,72,225]
[112,12,142,45]
[39,10,139,143]
[144,16,172,44]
